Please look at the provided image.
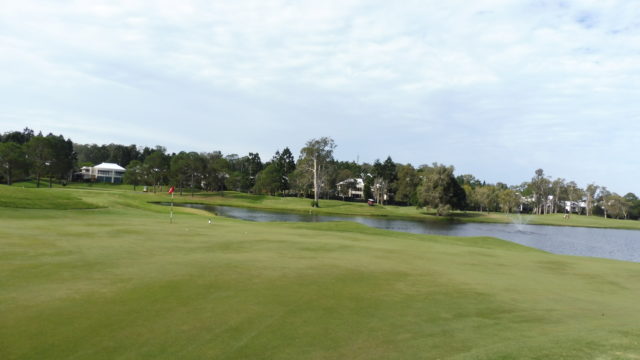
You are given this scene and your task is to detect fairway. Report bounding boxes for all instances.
[1,187,640,359]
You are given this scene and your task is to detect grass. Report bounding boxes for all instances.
[1,186,640,359]
[0,186,99,209]
[9,182,640,230]
[10,180,139,191]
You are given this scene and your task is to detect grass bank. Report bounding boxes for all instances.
[1,186,640,359]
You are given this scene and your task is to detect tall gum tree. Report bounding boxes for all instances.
[585,183,599,216]
[299,137,335,207]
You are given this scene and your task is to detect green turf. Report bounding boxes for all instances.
[0,186,99,209]
[11,180,139,191]
[1,187,640,359]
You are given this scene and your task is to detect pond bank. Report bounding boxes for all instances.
[161,202,640,263]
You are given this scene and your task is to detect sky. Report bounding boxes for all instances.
[1,0,639,194]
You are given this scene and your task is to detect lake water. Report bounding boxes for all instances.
[166,203,640,263]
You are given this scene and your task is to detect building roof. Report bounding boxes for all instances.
[94,162,125,171]
[337,178,364,186]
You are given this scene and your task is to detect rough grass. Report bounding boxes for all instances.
[1,187,640,359]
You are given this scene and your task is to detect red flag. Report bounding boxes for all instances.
[168,186,175,194]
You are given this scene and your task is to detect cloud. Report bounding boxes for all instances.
[1,0,639,194]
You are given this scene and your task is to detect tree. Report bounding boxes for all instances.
[244,152,263,191]
[498,189,521,214]
[25,135,53,188]
[475,186,497,213]
[418,163,466,216]
[228,152,263,192]
[186,152,205,197]
[2,128,35,145]
[336,168,355,184]
[46,134,75,186]
[273,148,295,173]
[169,152,204,196]
[585,183,599,216]
[253,163,281,195]
[170,152,190,195]
[224,172,244,192]
[623,193,640,220]
[463,184,479,211]
[74,143,110,165]
[272,148,296,193]
[394,164,419,205]
[530,169,551,214]
[371,156,397,204]
[0,142,27,185]
[372,157,397,183]
[203,152,229,192]
[550,178,566,214]
[598,187,612,218]
[456,174,482,188]
[320,162,338,199]
[565,181,584,213]
[144,150,169,193]
[363,182,373,201]
[608,194,630,219]
[372,177,388,205]
[299,137,336,207]
[124,160,144,191]
[335,161,362,180]
[107,144,139,167]
[288,167,313,198]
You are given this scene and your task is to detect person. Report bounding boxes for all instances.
[208,218,212,224]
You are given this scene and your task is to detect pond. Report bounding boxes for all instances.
[164,203,640,263]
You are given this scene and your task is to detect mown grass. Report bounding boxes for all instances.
[1,187,640,359]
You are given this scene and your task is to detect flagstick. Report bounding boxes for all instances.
[170,192,174,224]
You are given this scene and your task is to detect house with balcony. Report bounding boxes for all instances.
[80,162,126,183]
[336,178,365,199]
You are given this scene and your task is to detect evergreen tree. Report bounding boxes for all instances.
[0,142,27,185]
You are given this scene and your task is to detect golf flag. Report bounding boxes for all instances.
[168,186,175,223]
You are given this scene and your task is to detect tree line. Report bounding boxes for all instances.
[457,168,640,219]
[1,129,639,219]
[0,128,74,188]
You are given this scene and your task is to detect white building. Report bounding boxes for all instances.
[564,200,587,214]
[81,162,126,183]
[336,178,365,199]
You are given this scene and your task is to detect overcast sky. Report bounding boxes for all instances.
[1,0,639,194]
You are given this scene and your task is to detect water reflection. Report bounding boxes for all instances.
[166,203,640,263]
